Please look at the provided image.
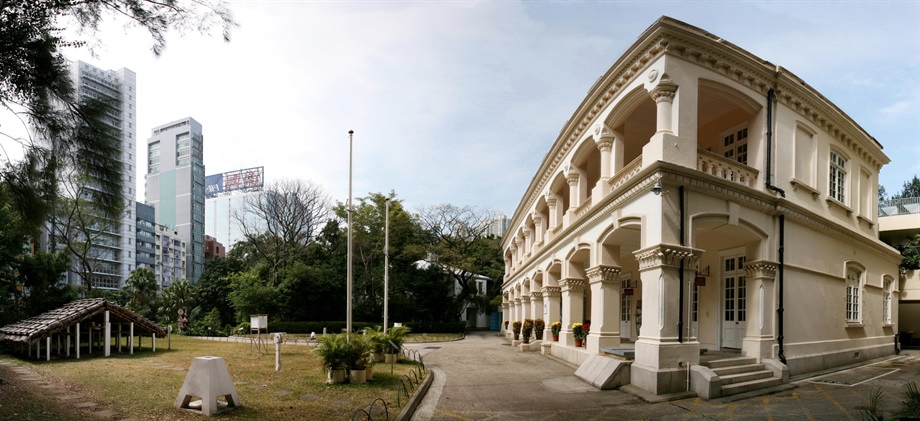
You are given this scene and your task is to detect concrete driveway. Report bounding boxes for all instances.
[407,331,920,420]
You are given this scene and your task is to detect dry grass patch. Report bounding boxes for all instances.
[3,335,424,420]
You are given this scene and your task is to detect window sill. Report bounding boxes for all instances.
[845,322,865,328]
[826,197,854,216]
[857,214,875,227]
[790,178,820,199]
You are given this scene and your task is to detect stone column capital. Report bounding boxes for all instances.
[559,277,586,292]
[566,172,580,186]
[633,243,703,271]
[521,295,531,304]
[744,260,778,279]
[586,265,622,284]
[542,286,561,297]
[546,195,557,207]
[532,214,543,224]
[529,291,543,300]
[650,76,678,103]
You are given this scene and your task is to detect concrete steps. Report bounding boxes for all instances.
[702,357,784,397]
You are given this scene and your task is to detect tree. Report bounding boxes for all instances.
[416,204,504,319]
[891,175,920,199]
[195,257,242,326]
[161,279,196,325]
[0,1,234,231]
[897,234,920,271]
[227,269,280,323]
[236,179,332,285]
[124,268,158,319]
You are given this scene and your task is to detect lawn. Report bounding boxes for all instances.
[0,335,426,420]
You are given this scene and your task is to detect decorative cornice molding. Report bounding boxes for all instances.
[586,265,622,284]
[542,286,561,297]
[633,243,702,271]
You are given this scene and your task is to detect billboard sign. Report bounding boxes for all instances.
[205,166,264,198]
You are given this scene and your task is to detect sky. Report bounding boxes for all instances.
[34,1,920,217]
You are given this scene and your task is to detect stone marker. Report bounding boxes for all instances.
[174,356,240,416]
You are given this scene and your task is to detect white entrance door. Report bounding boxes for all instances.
[620,275,632,340]
[722,254,746,349]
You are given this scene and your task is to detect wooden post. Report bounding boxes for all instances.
[152,334,156,352]
[46,337,51,361]
[66,328,71,357]
[88,325,92,355]
[118,323,122,353]
[76,322,80,359]
[129,322,134,355]
[104,311,111,357]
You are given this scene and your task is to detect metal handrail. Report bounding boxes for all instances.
[879,197,920,216]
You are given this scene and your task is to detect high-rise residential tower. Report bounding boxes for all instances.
[63,61,138,289]
[145,118,205,283]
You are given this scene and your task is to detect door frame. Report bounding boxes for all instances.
[719,247,746,349]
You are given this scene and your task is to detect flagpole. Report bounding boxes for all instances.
[383,197,390,334]
[347,130,354,341]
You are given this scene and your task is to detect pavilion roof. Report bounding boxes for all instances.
[0,298,165,344]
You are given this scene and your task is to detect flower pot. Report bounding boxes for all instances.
[552,335,559,341]
[328,368,347,384]
[513,333,519,340]
[372,352,384,363]
[366,364,374,381]
[574,338,583,347]
[384,353,398,364]
[350,369,367,384]
[523,337,530,344]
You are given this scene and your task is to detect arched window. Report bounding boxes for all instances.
[845,268,862,323]
[883,276,894,324]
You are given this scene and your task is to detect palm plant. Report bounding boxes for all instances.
[346,334,371,370]
[313,333,348,371]
[385,325,411,354]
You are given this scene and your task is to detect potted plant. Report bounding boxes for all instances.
[571,322,585,347]
[551,321,561,341]
[521,319,534,344]
[346,334,371,384]
[504,320,509,331]
[512,321,521,340]
[367,327,387,363]
[314,333,348,383]
[384,325,410,363]
[534,319,545,341]
[583,320,591,347]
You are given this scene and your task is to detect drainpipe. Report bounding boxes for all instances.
[678,186,685,343]
[766,66,787,364]
[777,215,786,364]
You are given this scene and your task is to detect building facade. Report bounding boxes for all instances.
[204,167,265,251]
[204,235,225,259]
[145,118,205,283]
[501,17,900,398]
[135,202,156,274]
[879,197,920,344]
[64,61,138,289]
[155,224,186,287]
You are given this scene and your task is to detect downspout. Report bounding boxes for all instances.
[678,185,685,343]
[766,65,786,364]
[777,215,786,364]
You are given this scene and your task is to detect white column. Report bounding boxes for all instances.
[66,328,70,357]
[586,265,622,353]
[559,278,586,346]
[566,173,580,214]
[542,287,562,341]
[104,310,111,357]
[129,322,134,355]
[651,79,678,134]
[118,323,122,353]
[46,337,51,361]
[743,261,778,361]
[76,322,80,359]
[546,196,559,233]
[533,215,544,245]
[152,334,157,352]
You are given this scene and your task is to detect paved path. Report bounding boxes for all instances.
[408,331,920,420]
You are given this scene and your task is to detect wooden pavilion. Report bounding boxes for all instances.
[0,298,166,360]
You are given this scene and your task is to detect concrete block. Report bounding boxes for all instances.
[175,356,240,416]
[575,355,632,390]
[690,365,721,400]
[762,358,789,382]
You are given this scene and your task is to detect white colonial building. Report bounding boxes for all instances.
[501,17,901,399]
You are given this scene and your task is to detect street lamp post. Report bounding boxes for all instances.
[347,130,354,341]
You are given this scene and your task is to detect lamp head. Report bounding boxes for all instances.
[652,180,664,195]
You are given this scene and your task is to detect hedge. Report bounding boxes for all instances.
[260,321,467,335]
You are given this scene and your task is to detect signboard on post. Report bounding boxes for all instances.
[205,167,264,198]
